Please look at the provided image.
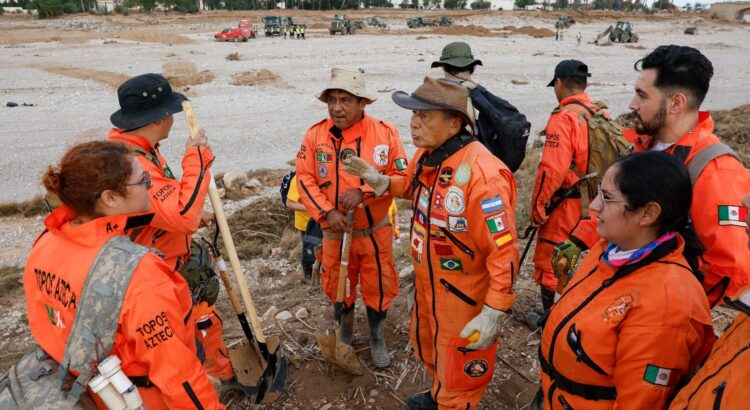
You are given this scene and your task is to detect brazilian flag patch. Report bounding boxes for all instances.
[440,258,463,271]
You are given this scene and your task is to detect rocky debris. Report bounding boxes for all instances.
[275,310,293,321]
[43,19,125,33]
[295,307,309,320]
[243,178,262,195]
[511,79,529,85]
[262,305,279,321]
[223,171,247,192]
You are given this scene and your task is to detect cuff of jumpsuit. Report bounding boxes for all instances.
[315,208,334,224]
[484,290,515,313]
[358,185,377,201]
[184,145,215,168]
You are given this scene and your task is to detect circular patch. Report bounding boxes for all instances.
[373,144,389,166]
[454,164,471,186]
[317,164,328,179]
[438,167,454,187]
[340,148,357,161]
[444,187,465,215]
[464,359,489,378]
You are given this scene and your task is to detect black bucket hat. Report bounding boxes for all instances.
[110,73,187,130]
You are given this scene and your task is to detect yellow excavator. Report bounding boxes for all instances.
[595,21,639,44]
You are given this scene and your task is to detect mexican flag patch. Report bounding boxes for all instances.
[718,205,747,227]
[643,364,679,387]
[395,158,408,171]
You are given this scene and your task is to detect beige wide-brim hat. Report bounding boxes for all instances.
[316,67,377,104]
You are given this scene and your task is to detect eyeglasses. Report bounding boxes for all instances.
[127,171,152,190]
[597,184,626,206]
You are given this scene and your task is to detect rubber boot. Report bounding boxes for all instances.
[541,287,555,312]
[334,303,355,345]
[406,391,438,410]
[526,286,556,331]
[366,307,390,368]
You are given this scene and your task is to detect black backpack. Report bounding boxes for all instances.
[280,170,295,205]
[465,82,531,172]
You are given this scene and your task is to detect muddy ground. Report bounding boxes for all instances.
[0,9,749,410]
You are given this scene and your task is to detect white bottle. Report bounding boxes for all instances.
[88,374,127,410]
[98,355,145,410]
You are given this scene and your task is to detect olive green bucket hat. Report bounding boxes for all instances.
[431,41,483,69]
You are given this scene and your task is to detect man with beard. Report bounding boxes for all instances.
[553,45,750,307]
[528,60,606,323]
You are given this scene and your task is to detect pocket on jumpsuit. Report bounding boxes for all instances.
[445,337,498,392]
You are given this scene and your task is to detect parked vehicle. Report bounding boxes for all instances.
[367,17,388,28]
[214,27,253,42]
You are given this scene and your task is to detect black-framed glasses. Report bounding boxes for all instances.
[127,171,152,190]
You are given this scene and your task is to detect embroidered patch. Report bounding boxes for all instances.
[413,221,426,238]
[418,192,429,211]
[464,359,489,378]
[395,158,408,171]
[317,164,328,179]
[411,235,423,264]
[718,205,748,227]
[493,232,513,249]
[433,193,444,211]
[454,164,471,186]
[434,243,454,256]
[485,211,509,234]
[316,151,333,163]
[448,216,468,232]
[602,294,634,324]
[45,304,66,329]
[439,167,453,187]
[430,213,447,228]
[481,195,504,214]
[440,258,463,271]
[445,187,465,215]
[340,148,357,161]
[373,144,389,166]
[430,229,446,240]
[643,364,679,387]
[415,209,427,226]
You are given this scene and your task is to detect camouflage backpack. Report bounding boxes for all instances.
[0,236,148,409]
[556,100,633,217]
[180,239,220,306]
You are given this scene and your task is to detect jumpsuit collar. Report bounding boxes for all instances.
[631,111,715,163]
[108,128,160,152]
[422,131,475,167]
[329,113,369,144]
[558,92,592,107]
[43,205,154,248]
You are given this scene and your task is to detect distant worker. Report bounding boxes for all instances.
[528,59,605,325]
[538,151,715,409]
[344,77,520,410]
[283,25,287,39]
[24,141,223,409]
[554,45,750,307]
[669,192,750,409]
[576,31,582,45]
[295,67,407,368]
[108,74,233,382]
[301,25,306,39]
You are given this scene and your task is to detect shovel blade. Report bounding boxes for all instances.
[228,336,289,404]
[315,330,363,376]
[257,336,288,404]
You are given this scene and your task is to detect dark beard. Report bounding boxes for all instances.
[633,99,667,136]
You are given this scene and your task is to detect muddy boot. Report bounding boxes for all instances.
[366,307,390,368]
[527,286,556,331]
[334,303,355,345]
[406,391,438,410]
[302,263,313,283]
[541,287,555,312]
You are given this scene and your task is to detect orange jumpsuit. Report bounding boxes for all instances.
[24,206,223,410]
[669,286,750,409]
[108,129,233,381]
[568,113,750,306]
[389,134,519,409]
[540,237,715,409]
[295,114,407,311]
[531,93,597,291]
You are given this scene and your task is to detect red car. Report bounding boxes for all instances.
[214,26,255,42]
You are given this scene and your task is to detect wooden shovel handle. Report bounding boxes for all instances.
[335,211,354,303]
[182,101,266,344]
[555,258,569,294]
[215,257,243,315]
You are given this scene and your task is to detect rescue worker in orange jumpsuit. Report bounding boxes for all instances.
[669,193,750,409]
[25,141,223,409]
[295,67,407,368]
[553,45,750,307]
[344,77,520,410]
[538,151,714,409]
[530,60,604,318]
[108,74,233,381]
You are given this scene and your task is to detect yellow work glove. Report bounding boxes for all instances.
[342,156,390,196]
[551,237,586,278]
[459,305,507,350]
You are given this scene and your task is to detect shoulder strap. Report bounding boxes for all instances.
[130,145,161,169]
[60,236,149,404]
[686,143,738,186]
[559,100,596,118]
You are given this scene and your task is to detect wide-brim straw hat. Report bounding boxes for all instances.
[391,76,473,127]
[317,67,377,104]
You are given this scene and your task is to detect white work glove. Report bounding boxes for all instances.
[342,156,390,196]
[459,305,507,350]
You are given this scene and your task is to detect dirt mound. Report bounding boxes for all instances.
[425,24,501,37]
[225,52,240,61]
[712,104,750,167]
[308,22,328,29]
[230,69,291,88]
[162,61,215,88]
[501,25,555,38]
[30,65,129,89]
[224,197,292,259]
